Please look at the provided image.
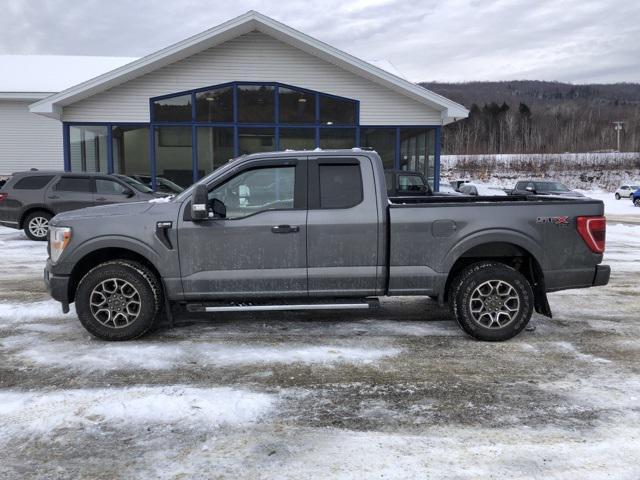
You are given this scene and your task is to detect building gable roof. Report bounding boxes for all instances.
[30,11,468,123]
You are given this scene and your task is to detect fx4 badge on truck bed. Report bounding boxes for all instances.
[536,216,570,226]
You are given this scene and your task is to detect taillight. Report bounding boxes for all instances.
[577,216,606,253]
[0,193,7,202]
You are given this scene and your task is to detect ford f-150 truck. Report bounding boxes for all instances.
[44,149,610,342]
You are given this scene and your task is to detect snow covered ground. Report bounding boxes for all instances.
[1,215,639,479]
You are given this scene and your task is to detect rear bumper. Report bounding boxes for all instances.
[44,259,71,312]
[545,264,610,292]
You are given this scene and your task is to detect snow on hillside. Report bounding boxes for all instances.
[441,152,640,191]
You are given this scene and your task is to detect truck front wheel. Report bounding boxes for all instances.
[450,262,533,341]
[75,260,162,341]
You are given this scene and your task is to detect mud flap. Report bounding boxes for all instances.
[531,260,552,318]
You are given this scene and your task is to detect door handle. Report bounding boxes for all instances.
[96,197,106,201]
[47,195,59,199]
[271,225,299,234]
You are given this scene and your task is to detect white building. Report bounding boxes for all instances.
[3,11,468,190]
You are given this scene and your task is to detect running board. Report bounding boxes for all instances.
[186,298,379,313]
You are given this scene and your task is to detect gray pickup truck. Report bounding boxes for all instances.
[44,149,610,342]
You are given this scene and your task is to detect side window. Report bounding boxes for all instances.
[319,163,363,209]
[54,177,93,193]
[209,166,295,219]
[96,179,127,195]
[13,175,54,190]
[515,182,526,190]
[397,175,426,193]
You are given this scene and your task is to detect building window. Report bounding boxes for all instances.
[238,127,275,154]
[155,126,193,188]
[197,127,234,177]
[279,87,316,124]
[152,94,192,122]
[237,85,275,123]
[319,128,356,149]
[112,126,149,177]
[195,86,233,122]
[69,125,108,172]
[360,127,396,169]
[319,96,356,125]
[279,127,316,150]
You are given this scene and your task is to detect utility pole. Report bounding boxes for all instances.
[612,122,624,152]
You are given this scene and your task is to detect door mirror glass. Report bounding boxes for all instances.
[191,183,209,221]
[211,198,227,218]
[123,188,135,197]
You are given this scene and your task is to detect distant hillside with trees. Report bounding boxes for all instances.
[421,81,640,155]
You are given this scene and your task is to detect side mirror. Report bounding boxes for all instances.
[124,188,135,198]
[525,186,535,193]
[191,183,209,221]
[211,198,226,218]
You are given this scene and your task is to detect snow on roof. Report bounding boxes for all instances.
[0,55,138,94]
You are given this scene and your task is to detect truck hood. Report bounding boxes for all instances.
[51,201,154,223]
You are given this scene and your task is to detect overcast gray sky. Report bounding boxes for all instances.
[1,0,639,83]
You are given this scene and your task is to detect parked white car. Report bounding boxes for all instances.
[458,183,508,196]
[614,184,640,200]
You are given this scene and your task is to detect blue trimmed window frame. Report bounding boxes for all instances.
[62,81,442,190]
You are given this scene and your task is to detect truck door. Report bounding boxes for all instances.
[177,158,308,299]
[306,156,379,296]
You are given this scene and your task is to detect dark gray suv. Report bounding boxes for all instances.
[0,171,160,240]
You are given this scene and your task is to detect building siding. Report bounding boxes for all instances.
[63,32,442,125]
[0,100,63,175]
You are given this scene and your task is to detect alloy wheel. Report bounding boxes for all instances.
[469,279,520,329]
[89,278,142,328]
[28,216,49,238]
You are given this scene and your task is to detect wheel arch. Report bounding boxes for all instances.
[443,234,551,317]
[67,244,162,304]
[19,205,54,229]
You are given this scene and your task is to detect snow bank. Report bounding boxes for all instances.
[441,152,640,191]
[0,386,274,434]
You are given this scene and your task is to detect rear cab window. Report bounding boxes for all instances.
[54,177,94,192]
[13,175,55,190]
[318,162,363,209]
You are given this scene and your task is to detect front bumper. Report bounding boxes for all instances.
[44,259,71,313]
[592,264,610,287]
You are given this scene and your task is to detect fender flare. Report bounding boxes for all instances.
[64,235,164,276]
[441,228,545,274]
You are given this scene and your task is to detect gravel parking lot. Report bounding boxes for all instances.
[1,221,639,479]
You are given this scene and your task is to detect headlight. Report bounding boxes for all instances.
[49,226,72,263]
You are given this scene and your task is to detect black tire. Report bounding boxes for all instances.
[23,210,52,241]
[615,193,621,200]
[449,262,534,342]
[75,260,162,341]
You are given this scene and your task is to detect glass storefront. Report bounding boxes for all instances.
[197,127,234,176]
[112,125,149,177]
[69,125,108,173]
[155,126,193,188]
[360,127,396,169]
[64,83,440,190]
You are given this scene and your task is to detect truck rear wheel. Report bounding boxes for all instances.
[75,260,162,341]
[450,262,533,341]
